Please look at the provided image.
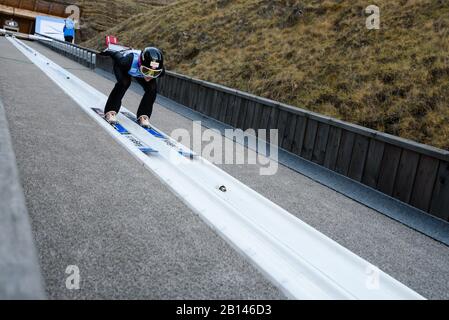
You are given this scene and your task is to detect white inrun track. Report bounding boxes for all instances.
[8,36,425,300]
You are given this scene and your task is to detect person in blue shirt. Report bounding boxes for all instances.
[103,47,165,128]
[63,19,75,43]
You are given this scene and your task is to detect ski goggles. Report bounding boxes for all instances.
[140,65,163,79]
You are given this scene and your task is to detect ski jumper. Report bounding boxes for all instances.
[104,50,164,119]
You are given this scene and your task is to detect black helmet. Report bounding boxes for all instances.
[139,47,164,79]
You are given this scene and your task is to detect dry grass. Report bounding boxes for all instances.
[53,0,173,42]
[80,0,448,150]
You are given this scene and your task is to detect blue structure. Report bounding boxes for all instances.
[35,16,68,41]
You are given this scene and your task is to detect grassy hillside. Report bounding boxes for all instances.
[82,0,449,150]
[53,0,172,42]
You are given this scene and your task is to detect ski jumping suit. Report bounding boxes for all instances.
[104,50,165,119]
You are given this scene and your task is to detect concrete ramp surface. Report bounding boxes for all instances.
[0,36,448,300]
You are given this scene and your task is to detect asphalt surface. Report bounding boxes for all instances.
[0,37,285,300]
[0,95,44,299]
[1,37,448,299]
[153,94,449,246]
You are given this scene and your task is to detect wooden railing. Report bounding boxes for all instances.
[154,72,449,222]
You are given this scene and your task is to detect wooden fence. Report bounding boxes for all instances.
[155,71,449,222]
